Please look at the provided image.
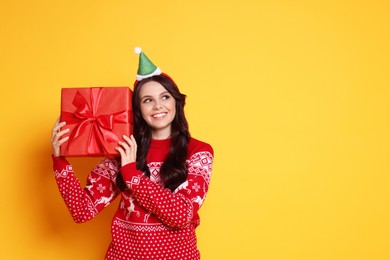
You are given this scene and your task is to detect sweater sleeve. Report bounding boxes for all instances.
[52,155,120,223]
[120,145,214,228]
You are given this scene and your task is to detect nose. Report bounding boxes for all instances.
[153,101,163,110]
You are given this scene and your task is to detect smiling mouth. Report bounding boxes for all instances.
[152,113,167,118]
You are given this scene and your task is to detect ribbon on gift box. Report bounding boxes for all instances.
[62,88,129,155]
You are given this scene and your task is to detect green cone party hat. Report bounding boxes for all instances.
[134,47,161,81]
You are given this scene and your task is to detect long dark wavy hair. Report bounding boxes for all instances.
[116,73,190,192]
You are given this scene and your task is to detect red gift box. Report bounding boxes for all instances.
[60,87,133,157]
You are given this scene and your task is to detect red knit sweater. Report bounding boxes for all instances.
[52,138,213,260]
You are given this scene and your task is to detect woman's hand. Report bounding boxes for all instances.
[116,135,137,167]
[51,118,70,157]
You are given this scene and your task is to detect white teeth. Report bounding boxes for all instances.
[153,113,166,118]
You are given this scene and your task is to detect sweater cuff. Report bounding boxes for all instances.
[120,162,144,189]
[52,155,69,171]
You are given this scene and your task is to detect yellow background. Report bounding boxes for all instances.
[1,0,389,259]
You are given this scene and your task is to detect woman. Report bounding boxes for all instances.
[51,49,214,259]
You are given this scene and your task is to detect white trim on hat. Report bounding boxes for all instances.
[136,67,162,81]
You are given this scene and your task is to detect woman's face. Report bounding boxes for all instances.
[138,81,176,139]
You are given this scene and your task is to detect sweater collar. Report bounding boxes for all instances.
[150,138,171,149]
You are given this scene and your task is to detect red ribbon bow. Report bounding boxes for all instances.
[62,88,129,155]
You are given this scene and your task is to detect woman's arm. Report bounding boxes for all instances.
[120,146,213,228]
[53,156,119,223]
[51,119,119,223]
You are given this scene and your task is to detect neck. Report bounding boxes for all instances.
[151,129,171,140]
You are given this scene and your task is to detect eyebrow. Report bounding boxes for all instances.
[140,91,170,100]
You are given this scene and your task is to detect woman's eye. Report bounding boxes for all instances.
[162,95,170,100]
[142,98,152,103]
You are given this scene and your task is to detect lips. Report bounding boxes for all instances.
[152,112,167,118]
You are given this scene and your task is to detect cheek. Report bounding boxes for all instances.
[169,100,176,112]
[140,105,149,119]
[170,106,177,119]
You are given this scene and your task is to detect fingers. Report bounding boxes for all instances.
[116,135,137,166]
[51,119,70,157]
[51,126,70,144]
[115,146,125,157]
[52,119,64,133]
[118,135,137,150]
[51,121,67,140]
[57,135,69,145]
[52,128,69,141]
[118,139,130,151]
[117,138,133,157]
[129,135,137,147]
[52,133,70,157]
[123,135,137,149]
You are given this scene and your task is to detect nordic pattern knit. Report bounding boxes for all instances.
[52,138,213,260]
